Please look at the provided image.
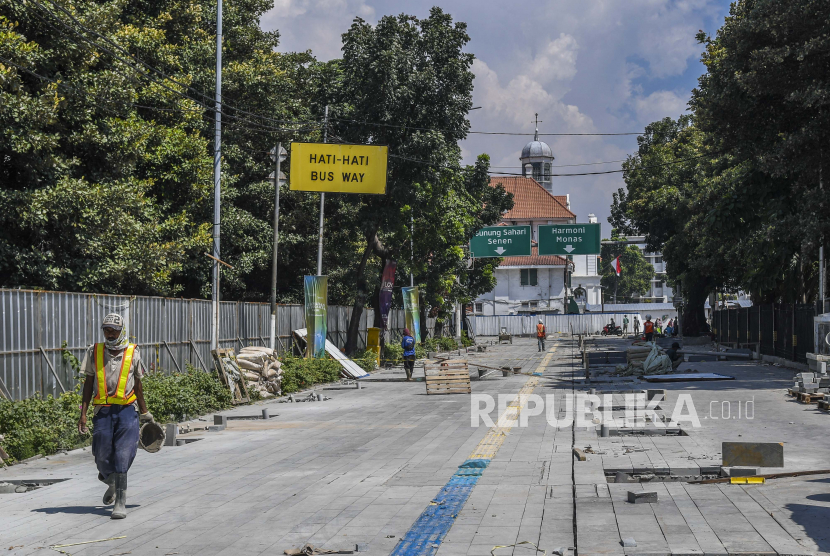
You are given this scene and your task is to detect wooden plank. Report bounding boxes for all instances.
[426,385,471,392]
[425,378,472,385]
[425,373,470,380]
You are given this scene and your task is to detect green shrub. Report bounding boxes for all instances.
[353,349,379,372]
[279,355,342,394]
[0,391,88,464]
[460,331,474,348]
[383,341,403,361]
[141,364,232,423]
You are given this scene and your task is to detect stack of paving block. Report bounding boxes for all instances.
[235,346,282,398]
[790,371,830,394]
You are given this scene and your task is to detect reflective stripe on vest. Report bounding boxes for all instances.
[92,343,137,406]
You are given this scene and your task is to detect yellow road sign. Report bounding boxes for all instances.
[290,142,388,194]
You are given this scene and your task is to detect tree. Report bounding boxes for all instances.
[600,242,654,303]
[323,9,512,353]
[690,0,830,304]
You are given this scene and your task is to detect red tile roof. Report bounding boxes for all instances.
[490,176,575,220]
[501,246,568,267]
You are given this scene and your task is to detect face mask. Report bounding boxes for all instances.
[104,327,129,350]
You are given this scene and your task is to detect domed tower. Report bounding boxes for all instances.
[520,116,554,192]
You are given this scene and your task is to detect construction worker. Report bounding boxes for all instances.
[622,315,629,335]
[77,313,153,519]
[401,328,416,380]
[643,314,655,342]
[666,342,684,370]
[536,319,546,352]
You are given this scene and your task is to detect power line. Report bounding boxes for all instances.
[330,117,643,137]
[491,159,630,169]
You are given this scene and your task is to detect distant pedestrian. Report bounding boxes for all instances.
[643,315,655,342]
[78,313,153,520]
[536,319,546,352]
[402,328,416,380]
[633,317,640,336]
[622,316,629,335]
[665,319,673,336]
[656,317,662,335]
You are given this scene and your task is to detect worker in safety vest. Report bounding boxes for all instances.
[536,319,546,352]
[643,314,655,342]
[77,313,153,519]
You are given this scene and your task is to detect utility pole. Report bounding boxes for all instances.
[316,105,329,276]
[210,0,223,351]
[410,215,414,287]
[269,144,287,350]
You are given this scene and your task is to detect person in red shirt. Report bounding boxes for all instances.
[536,319,546,352]
[643,315,655,342]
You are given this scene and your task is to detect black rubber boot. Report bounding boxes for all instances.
[110,473,127,519]
[101,474,116,505]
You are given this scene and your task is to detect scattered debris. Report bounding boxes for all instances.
[622,537,637,548]
[627,491,658,503]
[49,536,126,551]
[572,448,587,461]
[490,540,546,556]
[284,544,353,555]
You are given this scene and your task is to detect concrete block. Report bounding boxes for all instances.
[627,491,658,503]
[262,408,270,419]
[164,423,177,446]
[728,467,757,477]
[214,415,227,426]
[722,442,784,467]
[622,537,637,547]
[355,544,369,552]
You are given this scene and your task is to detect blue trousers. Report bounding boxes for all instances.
[92,405,139,480]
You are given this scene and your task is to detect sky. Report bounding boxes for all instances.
[262,0,731,238]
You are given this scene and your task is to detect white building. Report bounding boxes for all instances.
[473,136,602,316]
[620,235,673,302]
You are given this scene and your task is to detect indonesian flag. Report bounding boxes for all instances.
[611,256,622,276]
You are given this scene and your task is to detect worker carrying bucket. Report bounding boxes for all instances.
[77,313,156,519]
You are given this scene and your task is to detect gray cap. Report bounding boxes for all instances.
[101,313,124,330]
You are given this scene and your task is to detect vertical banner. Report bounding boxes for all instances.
[304,275,328,358]
[401,286,421,343]
[378,259,397,329]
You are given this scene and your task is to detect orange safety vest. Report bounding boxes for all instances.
[92,343,137,406]
[644,321,654,334]
[536,323,546,338]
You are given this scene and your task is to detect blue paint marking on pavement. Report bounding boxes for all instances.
[390,459,490,556]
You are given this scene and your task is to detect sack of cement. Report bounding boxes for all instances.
[237,358,265,372]
[643,344,671,373]
[243,370,260,382]
[262,367,278,379]
[240,346,274,356]
[236,352,267,363]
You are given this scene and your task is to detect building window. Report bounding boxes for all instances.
[520,269,538,286]
[529,301,538,309]
[655,257,663,264]
[475,302,483,313]
[544,163,551,180]
[532,165,541,181]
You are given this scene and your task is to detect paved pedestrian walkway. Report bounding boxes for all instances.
[2,337,829,556]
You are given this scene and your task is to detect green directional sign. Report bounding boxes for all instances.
[538,223,601,255]
[469,226,531,258]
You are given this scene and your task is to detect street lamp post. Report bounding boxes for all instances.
[269,144,288,351]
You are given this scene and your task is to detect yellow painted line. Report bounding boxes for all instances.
[468,346,556,460]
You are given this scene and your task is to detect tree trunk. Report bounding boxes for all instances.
[681,274,709,336]
[344,245,372,356]
[345,231,395,356]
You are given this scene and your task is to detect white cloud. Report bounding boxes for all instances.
[633,90,690,124]
[263,0,375,60]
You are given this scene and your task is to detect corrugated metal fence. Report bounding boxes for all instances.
[712,303,818,363]
[469,313,642,337]
[0,288,424,401]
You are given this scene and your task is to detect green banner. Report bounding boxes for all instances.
[304,275,328,358]
[402,286,421,343]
